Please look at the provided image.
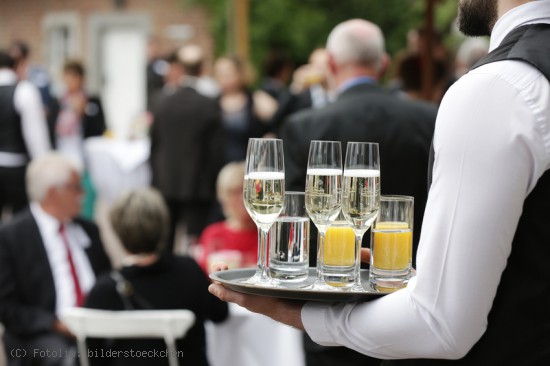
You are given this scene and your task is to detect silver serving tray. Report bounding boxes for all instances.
[210,268,388,301]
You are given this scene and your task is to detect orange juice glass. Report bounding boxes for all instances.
[370,196,414,292]
[322,215,356,288]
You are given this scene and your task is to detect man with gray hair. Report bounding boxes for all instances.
[282,19,436,268]
[0,153,111,366]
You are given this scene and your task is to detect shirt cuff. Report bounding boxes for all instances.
[301,302,340,346]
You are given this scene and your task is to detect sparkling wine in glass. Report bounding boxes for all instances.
[243,138,285,285]
[304,140,342,289]
[342,142,380,292]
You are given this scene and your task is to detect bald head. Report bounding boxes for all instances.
[326,19,385,72]
[178,44,204,77]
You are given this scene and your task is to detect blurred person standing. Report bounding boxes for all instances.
[271,48,334,134]
[197,161,257,273]
[146,36,169,111]
[49,60,106,164]
[289,48,333,109]
[179,44,220,98]
[48,60,106,219]
[85,187,228,366]
[453,37,489,79]
[9,40,52,112]
[150,52,224,255]
[394,53,448,102]
[259,49,294,102]
[0,153,111,366]
[214,55,277,163]
[0,50,51,219]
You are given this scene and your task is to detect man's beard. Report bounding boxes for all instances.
[457,0,498,37]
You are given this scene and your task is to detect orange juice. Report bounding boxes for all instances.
[372,222,412,270]
[324,225,355,266]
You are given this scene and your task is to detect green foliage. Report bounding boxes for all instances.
[184,0,458,72]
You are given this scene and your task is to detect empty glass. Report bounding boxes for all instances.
[269,192,310,282]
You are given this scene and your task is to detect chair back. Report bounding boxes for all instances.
[61,308,195,366]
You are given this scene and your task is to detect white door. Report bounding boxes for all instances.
[100,27,146,139]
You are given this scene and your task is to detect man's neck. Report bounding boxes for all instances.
[498,0,533,18]
[334,69,376,89]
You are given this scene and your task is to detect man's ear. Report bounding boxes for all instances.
[327,53,338,77]
[377,53,391,80]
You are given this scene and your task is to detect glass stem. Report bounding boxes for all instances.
[258,227,270,281]
[316,231,326,282]
[354,233,364,287]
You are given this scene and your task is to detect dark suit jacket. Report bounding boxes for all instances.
[279,82,437,265]
[270,89,313,134]
[0,209,111,338]
[150,86,224,202]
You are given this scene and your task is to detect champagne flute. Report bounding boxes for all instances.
[342,142,380,292]
[304,140,342,289]
[243,138,285,285]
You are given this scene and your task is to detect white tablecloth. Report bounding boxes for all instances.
[84,137,151,203]
[206,303,305,366]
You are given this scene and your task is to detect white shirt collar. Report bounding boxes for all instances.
[0,69,17,86]
[29,202,91,248]
[490,1,550,51]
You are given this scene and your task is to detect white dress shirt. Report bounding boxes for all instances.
[302,1,550,360]
[0,69,51,166]
[30,203,96,315]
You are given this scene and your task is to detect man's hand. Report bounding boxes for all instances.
[209,262,305,330]
[52,319,75,339]
[361,248,371,263]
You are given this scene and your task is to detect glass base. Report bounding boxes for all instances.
[300,278,337,291]
[369,268,410,293]
[241,270,277,287]
[322,265,355,289]
[269,262,309,283]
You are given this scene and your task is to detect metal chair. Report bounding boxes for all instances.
[61,308,195,366]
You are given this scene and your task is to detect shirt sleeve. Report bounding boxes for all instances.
[14,81,52,158]
[302,70,550,359]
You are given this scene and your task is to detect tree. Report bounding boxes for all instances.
[184,0,457,76]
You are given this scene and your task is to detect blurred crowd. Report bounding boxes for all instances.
[0,21,489,366]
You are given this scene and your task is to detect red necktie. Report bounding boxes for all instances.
[59,224,85,307]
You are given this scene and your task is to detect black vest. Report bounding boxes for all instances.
[387,24,550,365]
[0,82,28,155]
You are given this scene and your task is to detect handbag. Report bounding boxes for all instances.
[110,270,153,310]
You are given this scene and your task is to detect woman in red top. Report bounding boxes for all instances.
[198,161,257,272]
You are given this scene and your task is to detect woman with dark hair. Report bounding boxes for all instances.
[85,188,228,366]
[213,56,277,163]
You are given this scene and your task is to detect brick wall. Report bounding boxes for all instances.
[0,0,214,67]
